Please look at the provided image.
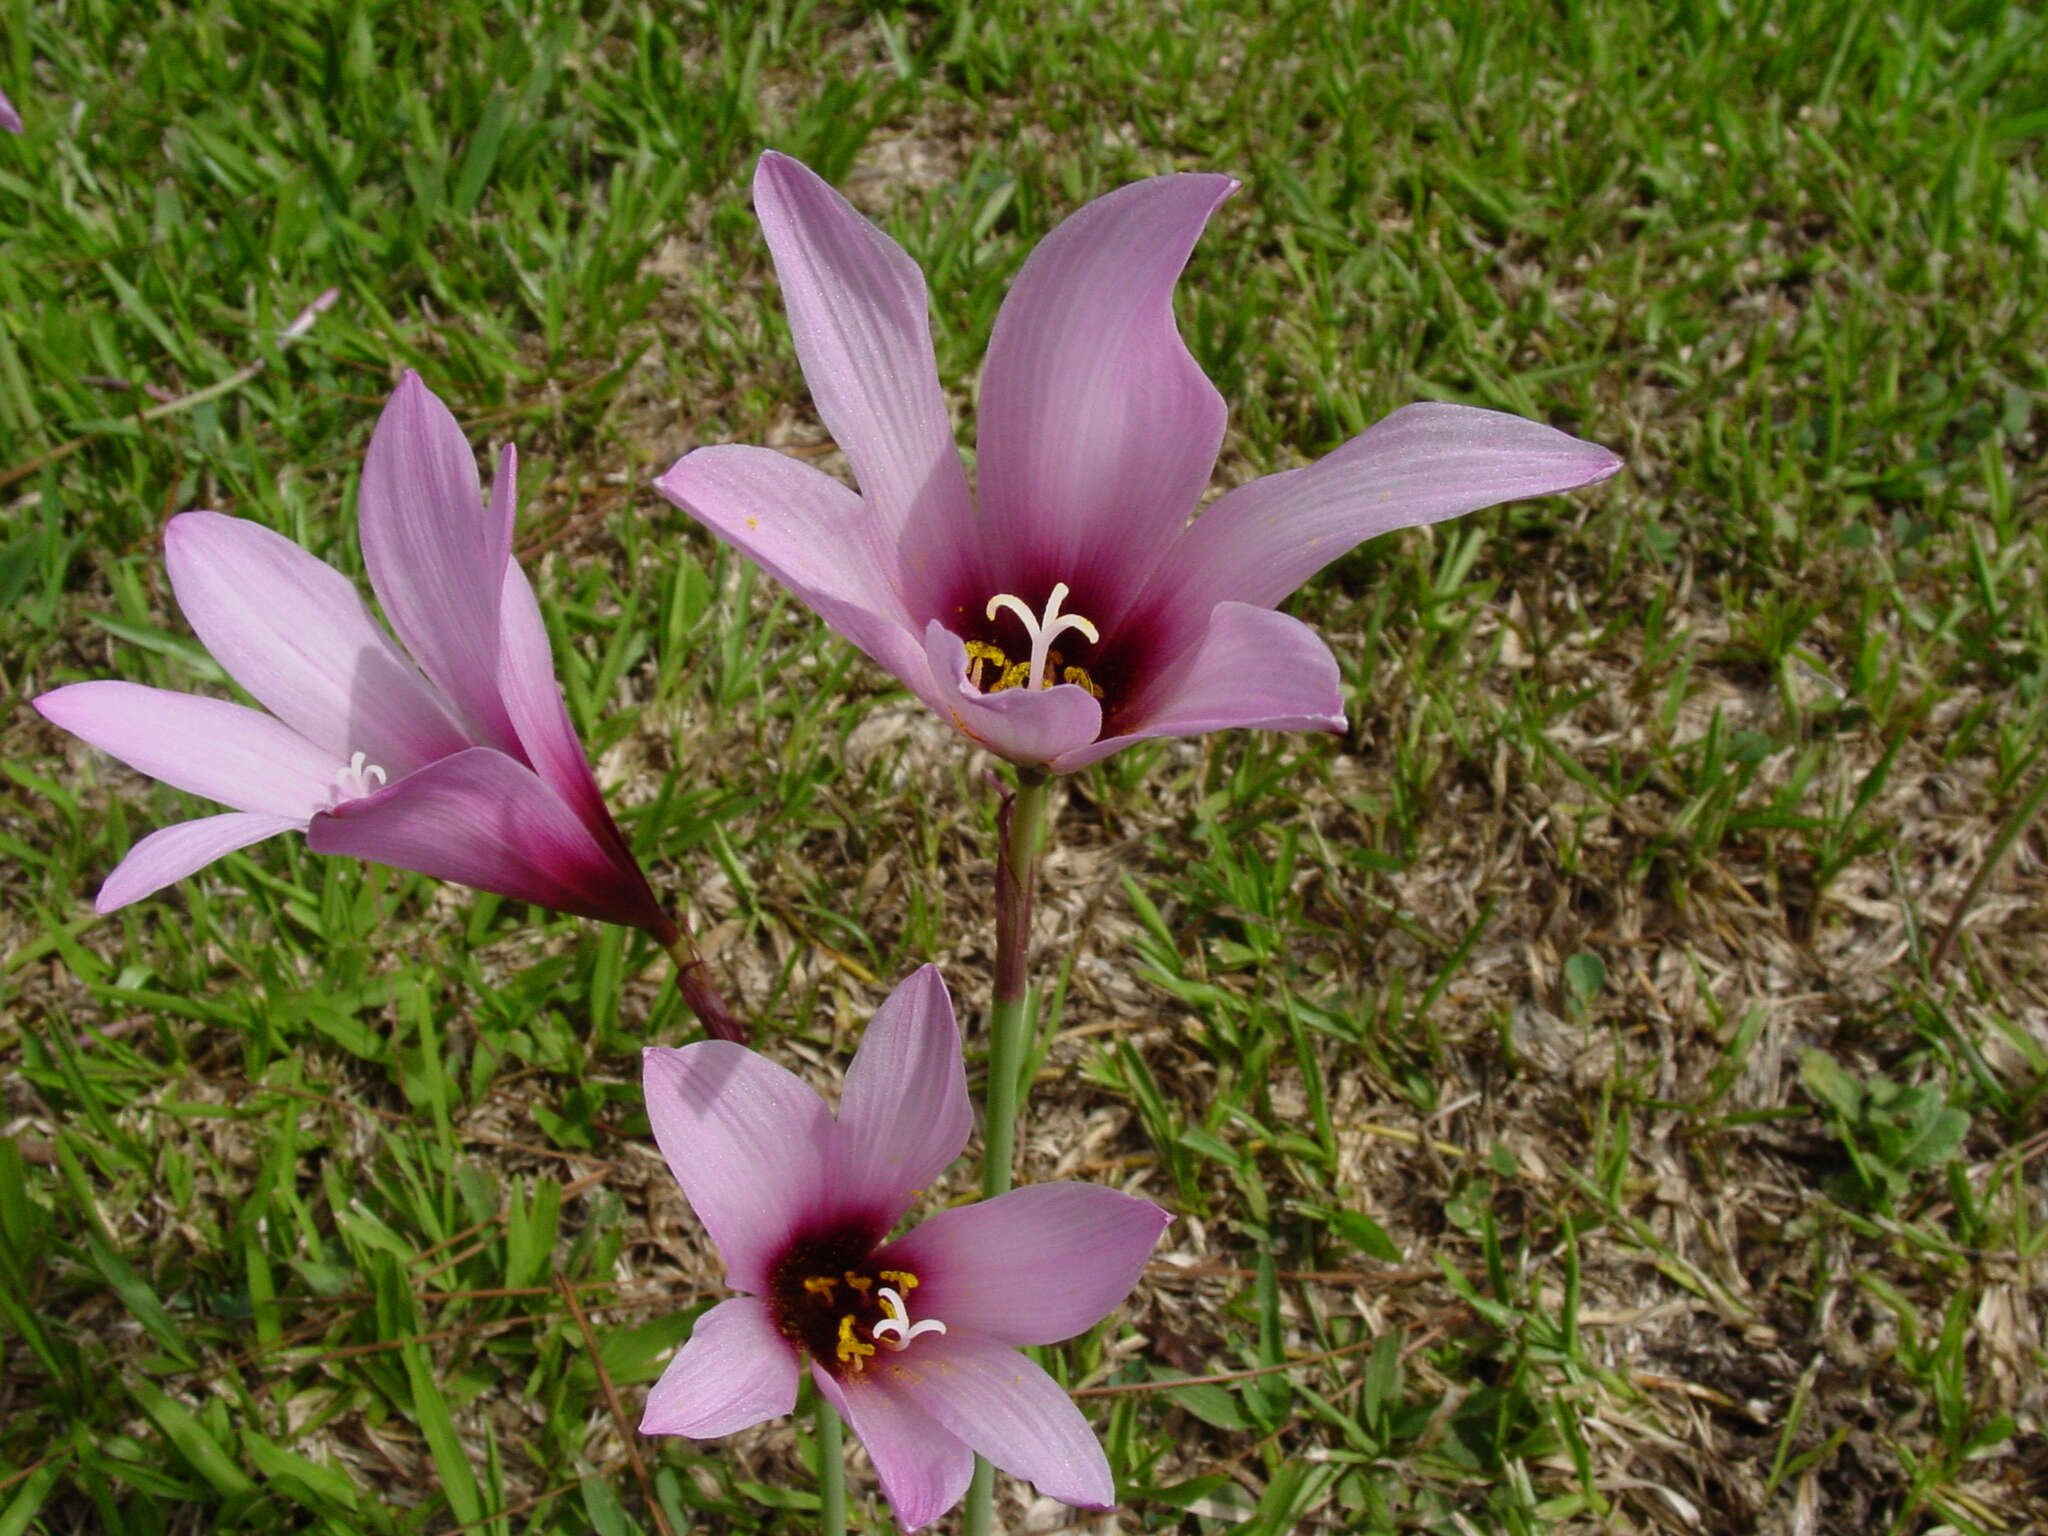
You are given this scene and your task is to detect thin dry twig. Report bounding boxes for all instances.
[557,1274,678,1536]
[0,288,339,492]
[434,1477,583,1535]
[1075,1334,1382,1398]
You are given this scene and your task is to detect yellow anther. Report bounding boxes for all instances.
[1061,665,1104,699]
[878,1270,918,1292]
[802,1276,838,1300]
[965,639,1008,691]
[842,1272,872,1292]
[836,1313,876,1372]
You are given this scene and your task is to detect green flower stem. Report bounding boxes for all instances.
[965,1458,998,1536]
[817,1388,847,1536]
[983,772,1050,1200]
[968,771,1052,1536]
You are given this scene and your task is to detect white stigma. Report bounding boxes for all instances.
[985,581,1100,692]
[871,1286,948,1350]
[332,751,389,804]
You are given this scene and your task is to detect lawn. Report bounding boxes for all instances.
[3,1,2045,1532]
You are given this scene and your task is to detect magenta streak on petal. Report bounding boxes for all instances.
[307,746,663,931]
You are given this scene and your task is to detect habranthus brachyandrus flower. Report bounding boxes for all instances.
[657,153,1624,774]
[641,964,1169,1531]
[35,372,673,940]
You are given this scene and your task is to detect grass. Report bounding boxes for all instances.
[4,0,2047,1531]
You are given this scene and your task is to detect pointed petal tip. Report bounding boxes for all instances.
[649,454,690,502]
[639,1297,799,1439]
[89,811,302,914]
[380,369,454,438]
[639,1038,832,1290]
[753,148,818,200]
[835,964,969,1225]
[975,164,1239,597]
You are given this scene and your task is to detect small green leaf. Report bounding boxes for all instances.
[580,1474,634,1536]
[1562,952,1607,1010]
[0,1461,63,1536]
[1166,1382,1255,1430]
[240,1432,360,1513]
[1798,1049,1864,1120]
[130,1377,256,1499]
[1319,1207,1403,1264]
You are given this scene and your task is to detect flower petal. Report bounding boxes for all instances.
[1052,603,1345,773]
[641,1297,800,1438]
[814,1366,974,1534]
[305,746,663,930]
[833,966,970,1229]
[94,811,302,913]
[922,624,1102,769]
[1166,402,1624,612]
[35,680,337,818]
[0,87,21,134]
[164,511,471,775]
[495,559,663,922]
[880,1184,1170,1347]
[655,444,932,691]
[641,1042,834,1293]
[752,152,976,617]
[881,1330,1114,1512]
[496,553,632,857]
[356,372,521,751]
[976,174,1235,622]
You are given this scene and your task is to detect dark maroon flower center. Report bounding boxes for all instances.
[765,1218,938,1380]
[941,576,1172,736]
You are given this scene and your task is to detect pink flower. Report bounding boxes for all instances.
[35,372,672,936]
[657,153,1623,773]
[641,965,1169,1530]
[0,87,20,134]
